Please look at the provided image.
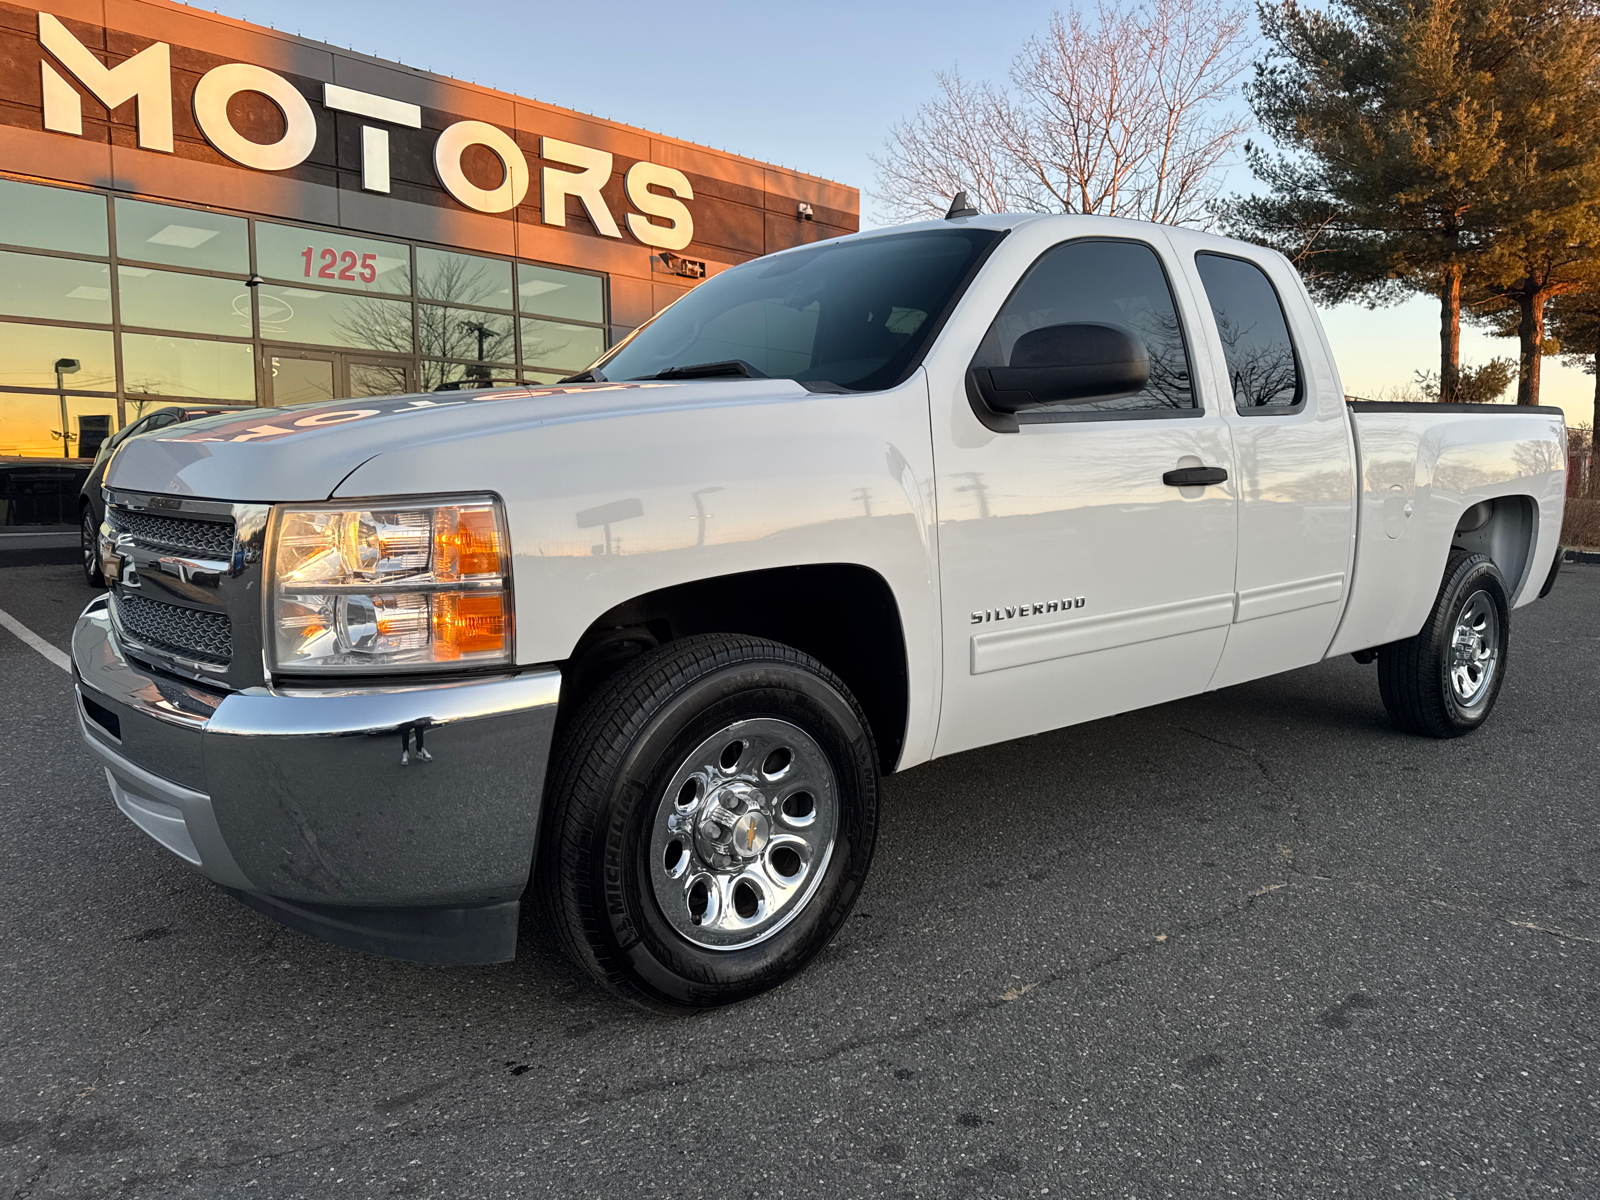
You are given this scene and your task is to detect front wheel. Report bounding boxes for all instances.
[1378,549,1509,738]
[81,505,104,587]
[539,634,879,1011]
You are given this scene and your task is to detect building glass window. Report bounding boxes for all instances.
[0,179,109,257]
[0,252,113,324]
[0,392,120,460]
[118,267,254,338]
[114,198,249,274]
[256,223,412,295]
[121,333,255,402]
[423,361,518,391]
[518,263,604,323]
[0,323,117,392]
[521,318,606,374]
[418,248,514,310]
[257,287,414,354]
[0,176,614,462]
[422,306,515,365]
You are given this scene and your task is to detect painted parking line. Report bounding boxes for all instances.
[0,606,71,673]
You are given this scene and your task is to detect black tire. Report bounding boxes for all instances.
[81,504,104,588]
[1377,549,1509,738]
[539,634,879,1011]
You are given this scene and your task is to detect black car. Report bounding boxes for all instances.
[79,404,248,586]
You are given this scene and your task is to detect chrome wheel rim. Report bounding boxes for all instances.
[1449,590,1499,707]
[81,510,96,569]
[648,717,838,951]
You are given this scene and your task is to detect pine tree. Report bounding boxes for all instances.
[1229,0,1512,401]
[1547,289,1600,485]
[1471,3,1600,405]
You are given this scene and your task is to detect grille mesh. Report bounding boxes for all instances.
[115,593,233,664]
[109,508,234,559]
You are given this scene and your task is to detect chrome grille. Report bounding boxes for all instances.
[109,508,235,560]
[114,592,233,664]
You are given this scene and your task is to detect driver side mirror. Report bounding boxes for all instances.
[968,322,1150,415]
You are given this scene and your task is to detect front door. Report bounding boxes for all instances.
[932,234,1240,757]
[266,351,415,404]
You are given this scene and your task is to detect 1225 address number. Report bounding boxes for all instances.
[299,247,379,284]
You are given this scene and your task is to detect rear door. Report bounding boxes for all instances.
[1166,233,1357,688]
[931,231,1240,756]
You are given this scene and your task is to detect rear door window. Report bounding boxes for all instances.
[1194,253,1303,413]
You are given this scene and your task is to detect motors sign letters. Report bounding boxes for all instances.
[34,13,695,250]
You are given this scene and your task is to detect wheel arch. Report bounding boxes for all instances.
[1452,494,1536,600]
[557,563,910,773]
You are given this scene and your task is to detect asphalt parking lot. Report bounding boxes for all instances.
[1,552,1596,1200]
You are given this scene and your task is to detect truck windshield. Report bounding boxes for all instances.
[589,228,1004,392]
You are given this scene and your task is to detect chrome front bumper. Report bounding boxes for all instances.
[71,596,561,964]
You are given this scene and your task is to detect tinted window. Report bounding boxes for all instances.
[256,287,413,354]
[121,334,255,401]
[118,267,253,337]
[0,179,108,256]
[597,229,1003,391]
[974,239,1194,416]
[417,249,514,310]
[255,223,411,295]
[518,264,604,323]
[0,252,113,324]
[115,199,248,274]
[1194,253,1302,412]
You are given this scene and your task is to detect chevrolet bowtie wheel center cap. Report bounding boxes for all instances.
[650,718,841,951]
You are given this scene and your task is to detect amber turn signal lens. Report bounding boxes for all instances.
[433,504,504,581]
[432,592,506,660]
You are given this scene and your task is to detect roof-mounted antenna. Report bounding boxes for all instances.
[945,190,979,219]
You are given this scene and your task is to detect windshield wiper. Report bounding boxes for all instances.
[558,367,606,383]
[642,359,768,381]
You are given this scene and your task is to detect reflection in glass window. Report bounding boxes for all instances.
[522,369,568,385]
[122,333,255,401]
[417,249,514,310]
[268,356,335,406]
[256,223,411,295]
[0,179,109,256]
[0,252,113,324]
[0,392,119,461]
[119,267,254,337]
[1194,253,1303,412]
[115,199,248,273]
[518,263,604,323]
[421,306,514,365]
[348,360,414,399]
[520,318,605,373]
[256,287,414,354]
[422,361,518,391]
[0,323,116,391]
[974,239,1194,415]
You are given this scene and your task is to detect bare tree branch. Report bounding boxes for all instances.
[872,0,1254,226]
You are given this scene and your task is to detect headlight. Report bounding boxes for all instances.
[268,495,512,673]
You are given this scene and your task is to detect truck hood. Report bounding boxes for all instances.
[105,379,813,502]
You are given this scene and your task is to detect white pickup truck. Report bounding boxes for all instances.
[73,213,1568,1010]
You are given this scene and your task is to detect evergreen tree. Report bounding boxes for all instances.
[1546,289,1600,484]
[1471,4,1600,405]
[1228,0,1512,401]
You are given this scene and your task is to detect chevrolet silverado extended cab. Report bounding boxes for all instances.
[73,213,1568,1010]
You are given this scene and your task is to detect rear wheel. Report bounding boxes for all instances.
[1377,549,1509,738]
[81,505,104,587]
[539,634,879,1011]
